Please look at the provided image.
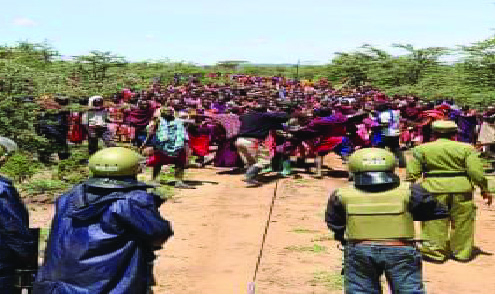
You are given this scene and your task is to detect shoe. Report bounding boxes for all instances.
[261,167,273,173]
[243,178,261,187]
[245,166,261,179]
[175,181,195,189]
[421,254,447,264]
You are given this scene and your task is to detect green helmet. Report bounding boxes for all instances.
[432,120,458,134]
[89,147,144,177]
[348,148,399,186]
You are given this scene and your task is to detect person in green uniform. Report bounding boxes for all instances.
[406,120,493,263]
[326,148,448,293]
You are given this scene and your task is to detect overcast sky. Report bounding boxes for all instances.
[1,0,494,64]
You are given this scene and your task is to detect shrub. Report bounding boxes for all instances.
[0,152,42,182]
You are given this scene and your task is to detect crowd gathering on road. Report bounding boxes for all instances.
[1,73,495,293]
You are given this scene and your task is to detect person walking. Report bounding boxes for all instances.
[145,107,193,189]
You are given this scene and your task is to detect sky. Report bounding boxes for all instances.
[1,0,495,65]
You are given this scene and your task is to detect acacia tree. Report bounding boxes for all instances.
[460,36,495,89]
[75,51,127,91]
[392,44,448,85]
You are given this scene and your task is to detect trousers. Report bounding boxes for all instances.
[235,137,271,168]
[420,192,475,262]
[344,244,425,294]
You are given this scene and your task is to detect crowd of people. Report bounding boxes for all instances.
[1,73,494,293]
[35,73,495,187]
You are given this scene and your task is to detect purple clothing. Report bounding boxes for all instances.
[211,102,227,114]
[214,139,243,167]
[211,114,241,139]
[457,114,478,143]
[293,114,347,141]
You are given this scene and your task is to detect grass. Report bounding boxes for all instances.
[22,179,69,195]
[285,244,327,253]
[294,178,310,186]
[136,167,176,200]
[39,228,50,252]
[291,228,320,234]
[311,234,333,242]
[309,270,343,291]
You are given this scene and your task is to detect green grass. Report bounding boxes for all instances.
[309,270,343,291]
[285,244,327,253]
[22,179,69,195]
[311,234,333,242]
[36,227,50,258]
[149,185,174,200]
[291,228,320,234]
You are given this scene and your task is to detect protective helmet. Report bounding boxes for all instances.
[0,137,18,156]
[89,147,144,177]
[432,120,458,134]
[348,148,399,186]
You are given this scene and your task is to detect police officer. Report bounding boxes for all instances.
[0,137,36,294]
[326,148,448,294]
[33,147,173,293]
[406,120,493,263]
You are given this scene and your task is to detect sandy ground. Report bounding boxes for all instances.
[28,154,495,294]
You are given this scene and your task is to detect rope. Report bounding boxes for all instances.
[251,179,279,283]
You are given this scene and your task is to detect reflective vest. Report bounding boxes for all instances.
[339,183,414,240]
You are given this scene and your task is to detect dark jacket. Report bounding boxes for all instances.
[0,176,35,293]
[37,110,70,141]
[238,111,289,139]
[325,182,449,243]
[33,178,173,294]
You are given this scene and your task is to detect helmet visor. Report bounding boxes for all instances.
[354,172,400,186]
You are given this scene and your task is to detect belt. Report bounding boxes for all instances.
[425,172,467,178]
[352,240,415,247]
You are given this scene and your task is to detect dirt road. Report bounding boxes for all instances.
[28,154,495,293]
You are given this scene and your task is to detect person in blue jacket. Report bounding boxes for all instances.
[33,147,173,294]
[0,137,36,294]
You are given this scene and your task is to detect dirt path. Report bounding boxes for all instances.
[27,155,495,294]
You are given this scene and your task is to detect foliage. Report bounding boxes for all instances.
[0,152,42,181]
[57,149,89,184]
[22,178,69,195]
[285,244,327,253]
[291,228,320,234]
[309,271,343,291]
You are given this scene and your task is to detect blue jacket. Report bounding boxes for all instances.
[33,178,173,294]
[0,176,35,293]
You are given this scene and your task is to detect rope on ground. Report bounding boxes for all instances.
[248,179,280,293]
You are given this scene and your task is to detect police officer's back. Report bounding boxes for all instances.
[406,120,492,262]
[33,147,173,293]
[326,148,448,294]
[0,138,36,294]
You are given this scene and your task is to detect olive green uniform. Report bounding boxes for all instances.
[406,138,488,261]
